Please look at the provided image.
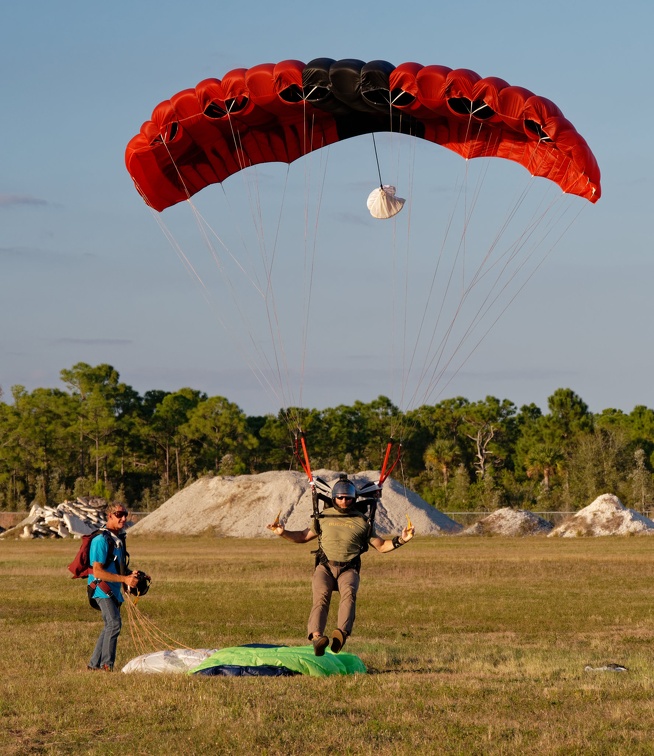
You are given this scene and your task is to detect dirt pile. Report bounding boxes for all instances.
[461,508,553,536]
[130,470,462,537]
[549,493,654,537]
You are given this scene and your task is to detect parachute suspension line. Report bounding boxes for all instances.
[416,183,578,408]
[192,193,265,297]
[425,194,587,404]
[159,139,194,204]
[408,163,531,408]
[395,133,419,431]
[123,596,196,654]
[298,110,330,410]
[181,195,292,409]
[257,165,302,411]
[397,166,470,418]
[395,125,569,430]
[371,133,384,188]
[148,168,289,410]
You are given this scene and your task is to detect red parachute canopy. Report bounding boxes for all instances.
[125,58,601,212]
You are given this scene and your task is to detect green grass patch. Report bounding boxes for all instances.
[2,536,654,753]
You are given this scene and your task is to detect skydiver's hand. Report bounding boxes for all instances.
[123,571,139,589]
[401,526,415,542]
[402,514,415,541]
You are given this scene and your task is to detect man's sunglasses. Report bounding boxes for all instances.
[335,496,354,501]
[112,511,128,519]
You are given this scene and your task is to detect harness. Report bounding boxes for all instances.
[311,498,376,574]
[88,530,129,610]
[292,429,400,574]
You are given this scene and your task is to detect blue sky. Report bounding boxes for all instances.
[2,1,653,417]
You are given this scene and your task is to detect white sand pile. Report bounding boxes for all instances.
[461,508,553,536]
[548,493,654,537]
[130,470,462,537]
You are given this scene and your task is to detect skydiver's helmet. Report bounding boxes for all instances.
[331,477,357,509]
[126,570,151,597]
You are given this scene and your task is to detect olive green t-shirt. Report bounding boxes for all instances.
[310,508,372,562]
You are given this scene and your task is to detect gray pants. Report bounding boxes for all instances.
[307,563,360,639]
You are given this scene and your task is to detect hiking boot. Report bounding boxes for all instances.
[312,635,329,657]
[101,664,113,672]
[331,629,347,653]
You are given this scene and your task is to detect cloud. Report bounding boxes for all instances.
[53,338,133,346]
[0,194,49,208]
[0,246,54,260]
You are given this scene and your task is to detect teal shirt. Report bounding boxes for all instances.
[87,531,125,604]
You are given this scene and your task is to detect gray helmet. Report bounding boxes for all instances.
[331,478,357,501]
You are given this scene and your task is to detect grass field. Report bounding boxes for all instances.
[2,534,654,754]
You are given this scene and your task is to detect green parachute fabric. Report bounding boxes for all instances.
[190,644,366,677]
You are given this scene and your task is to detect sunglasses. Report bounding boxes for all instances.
[335,496,354,501]
[112,511,128,519]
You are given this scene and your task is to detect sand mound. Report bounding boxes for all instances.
[130,470,462,537]
[548,493,654,537]
[461,508,553,536]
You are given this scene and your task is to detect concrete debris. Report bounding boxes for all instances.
[584,663,628,672]
[460,508,553,536]
[0,497,107,540]
[548,493,654,537]
[130,470,462,537]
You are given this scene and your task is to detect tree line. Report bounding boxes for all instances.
[1,362,653,513]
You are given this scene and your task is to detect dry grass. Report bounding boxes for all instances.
[2,535,654,754]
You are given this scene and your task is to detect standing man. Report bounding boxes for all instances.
[87,502,139,671]
[267,476,414,656]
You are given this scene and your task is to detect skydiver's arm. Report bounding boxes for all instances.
[92,562,139,589]
[369,525,415,553]
[266,523,317,543]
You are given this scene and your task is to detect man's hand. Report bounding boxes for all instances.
[123,571,139,590]
[402,514,416,541]
[266,512,284,536]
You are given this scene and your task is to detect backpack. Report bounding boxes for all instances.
[67,529,115,579]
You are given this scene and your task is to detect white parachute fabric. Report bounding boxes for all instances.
[121,648,218,674]
[366,185,405,219]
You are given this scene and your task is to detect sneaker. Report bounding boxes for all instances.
[86,665,101,672]
[101,664,113,672]
[312,635,329,656]
[331,629,347,653]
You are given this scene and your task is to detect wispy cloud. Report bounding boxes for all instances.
[0,194,49,208]
[0,246,53,260]
[54,338,133,346]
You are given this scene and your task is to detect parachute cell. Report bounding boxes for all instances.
[125,58,601,211]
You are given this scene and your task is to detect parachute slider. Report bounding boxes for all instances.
[367,185,405,219]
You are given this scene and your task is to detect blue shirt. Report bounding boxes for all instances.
[87,530,125,604]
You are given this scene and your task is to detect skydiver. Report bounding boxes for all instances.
[86,502,140,671]
[267,476,415,656]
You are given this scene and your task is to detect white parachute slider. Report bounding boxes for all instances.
[366,185,405,219]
